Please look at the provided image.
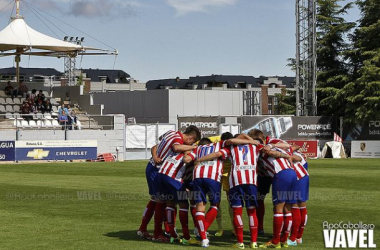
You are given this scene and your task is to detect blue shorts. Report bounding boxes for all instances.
[296,175,309,202]
[229,184,258,208]
[145,162,158,197]
[257,175,272,198]
[193,178,221,205]
[272,169,298,205]
[156,173,187,202]
[304,162,309,171]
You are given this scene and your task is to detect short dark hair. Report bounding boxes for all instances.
[221,132,233,140]
[199,137,212,145]
[248,129,265,143]
[184,125,201,141]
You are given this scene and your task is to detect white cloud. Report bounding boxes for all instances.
[165,0,239,15]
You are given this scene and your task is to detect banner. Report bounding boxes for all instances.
[125,124,176,149]
[178,116,220,137]
[286,140,319,158]
[343,120,380,141]
[0,141,15,161]
[241,116,338,140]
[15,140,97,161]
[351,141,380,158]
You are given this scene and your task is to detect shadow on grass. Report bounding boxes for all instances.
[104,229,273,246]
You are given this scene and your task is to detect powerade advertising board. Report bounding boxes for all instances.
[241,116,338,140]
[0,141,15,161]
[15,140,97,161]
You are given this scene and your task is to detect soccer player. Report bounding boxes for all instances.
[137,125,200,242]
[183,134,259,248]
[287,150,309,246]
[248,129,297,249]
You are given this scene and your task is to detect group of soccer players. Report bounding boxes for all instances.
[136,125,309,249]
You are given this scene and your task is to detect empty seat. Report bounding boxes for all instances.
[35,112,43,119]
[5,112,13,119]
[13,120,21,127]
[0,97,5,104]
[5,105,13,112]
[44,120,53,127]
[52,120,60,127]
[13,105,20,112]
[13,113,21,119]
[5,98,13,104]
[29,120,37,127]
[43,91,49,97]
[0,105,5,112]
[44,114,53,120]
[13,98,21,104]
[21,120,29,127]
[52,106,58,112]
[36,120,43,127]
[0,90,5,96]
[50,98,59,105]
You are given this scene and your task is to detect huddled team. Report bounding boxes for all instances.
[136,125,309,249]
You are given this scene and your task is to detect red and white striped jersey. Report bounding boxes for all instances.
[292,152,309,180]
[189,141,227,182]
[150,130,183,168]
[158,153,187,182]
[220,144,264,188]
[260,147,292,178]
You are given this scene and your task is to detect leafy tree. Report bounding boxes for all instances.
[316,0,355,116]
[274,89,296,115]
[338,0,380,123]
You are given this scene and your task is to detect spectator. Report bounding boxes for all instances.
[21,100,32,121]
[58,104,69,116]
[30,89,37,100]
[14,81,28,97]
[4,81,14,97]
[42,99,52,114]
[58,110,71,130]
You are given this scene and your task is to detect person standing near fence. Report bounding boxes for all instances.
[137,125,200,242]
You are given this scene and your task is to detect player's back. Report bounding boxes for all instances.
[192,141,226,182]
[225,143,262,188]
[156,130,183,164]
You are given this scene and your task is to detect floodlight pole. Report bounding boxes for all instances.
[16,0,20,17]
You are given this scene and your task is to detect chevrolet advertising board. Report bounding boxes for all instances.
[15,140,97,161]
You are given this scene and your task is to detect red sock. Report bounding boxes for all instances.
[205,206,218,231]
[190,205,198,228]
[233,207,244,244]
[257,200,265,232]
[247,207,258,242]
[297,207,308,239]
[179,208,190,240]
[280,212,292,242]
[153,202,166,238]
[272,213,284,245]
[166,206,178,238]
[139,200,156,232]
[289,207,301,241]
[195,212,207,240]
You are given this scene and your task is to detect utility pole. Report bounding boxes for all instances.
[295,0,317,116]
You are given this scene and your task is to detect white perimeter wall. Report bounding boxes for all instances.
[168,90,243,124]
[0,114,126,161]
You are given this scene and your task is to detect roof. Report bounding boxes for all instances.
[0,17,83,54]
[146,75,295,90]
[81,69,131,83]
[0,67,62,76]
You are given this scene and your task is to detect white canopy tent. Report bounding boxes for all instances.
[321,141,347,158]
[0,0,117,83]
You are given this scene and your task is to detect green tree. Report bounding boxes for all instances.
[338,0,380,123]
[274,90,296,115]
[316,0,355,116]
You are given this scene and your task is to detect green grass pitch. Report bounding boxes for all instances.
[0,159,379,250]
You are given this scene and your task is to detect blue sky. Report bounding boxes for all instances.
[0,0,360,82]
